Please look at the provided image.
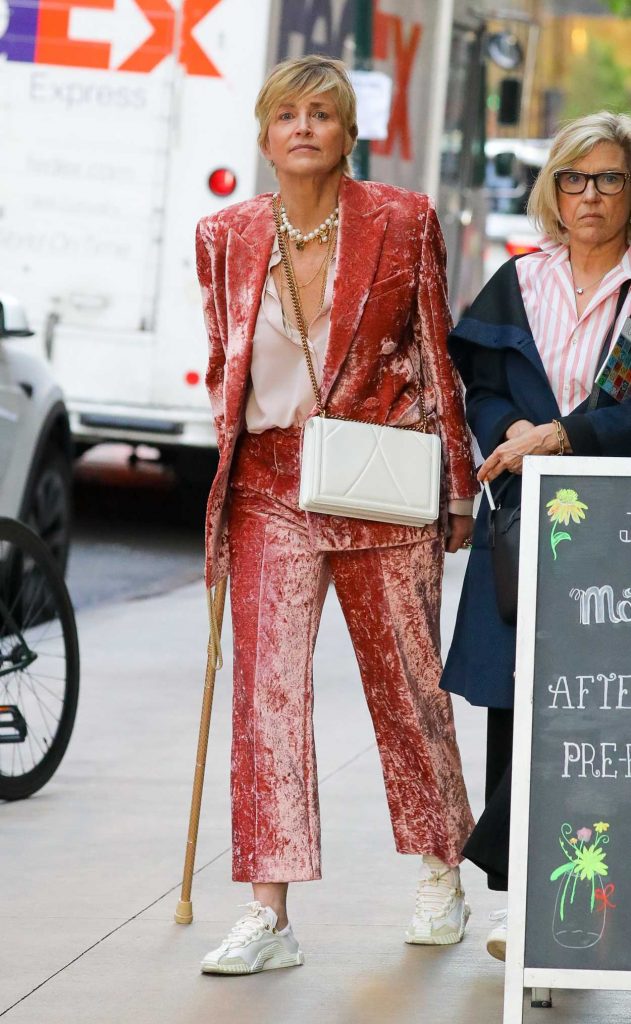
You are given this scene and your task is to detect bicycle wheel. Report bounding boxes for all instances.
[0,517,80,800]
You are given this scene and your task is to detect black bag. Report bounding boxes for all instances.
[488,280,631,626]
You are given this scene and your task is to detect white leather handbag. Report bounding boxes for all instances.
[273,196,442,528]
[300,416,441,525]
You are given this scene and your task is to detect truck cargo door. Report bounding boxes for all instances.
[0,37,173,402]
[0,62,172,334]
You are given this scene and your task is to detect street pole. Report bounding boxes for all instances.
[353,0,373,181]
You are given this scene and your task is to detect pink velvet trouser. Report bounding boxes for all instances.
[227,427,474,882]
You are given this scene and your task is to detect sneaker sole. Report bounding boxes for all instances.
[201,949,305,975]
[262,950,305,971]
[404,905,470,946]
[486,937,506,962]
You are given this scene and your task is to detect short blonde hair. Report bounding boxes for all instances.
[528,111,631,243]
[255,55,358,176]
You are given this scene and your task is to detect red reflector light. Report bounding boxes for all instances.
[185,371,200,386]
[209,168,237,196]
[505,241,540,257]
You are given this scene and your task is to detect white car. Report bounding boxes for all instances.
[484,138,552,281]
[0,294,73,572]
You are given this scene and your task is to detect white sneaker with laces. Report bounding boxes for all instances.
[486,908,507,961]
[405,856,470,945]
[200,901,305,975]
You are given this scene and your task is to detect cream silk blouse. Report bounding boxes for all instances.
[245,236,334,433]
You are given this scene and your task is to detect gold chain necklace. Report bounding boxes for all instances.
[280,226,335,332]
[294,247,332,290]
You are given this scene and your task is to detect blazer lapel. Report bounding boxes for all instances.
[319,177,389,407]
[224,200,275,435]
[451,258,562,421]
[457,257,555,390]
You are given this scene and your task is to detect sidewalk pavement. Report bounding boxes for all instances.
[2,554,629,1023]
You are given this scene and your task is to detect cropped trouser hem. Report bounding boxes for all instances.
[462,707,514,891]
[227,429,474,883]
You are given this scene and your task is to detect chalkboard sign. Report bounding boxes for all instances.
[504,457,631,1023]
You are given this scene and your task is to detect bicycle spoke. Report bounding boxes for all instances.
[19,672,61,727]
[15,680,48,758]
[23,634,65,649]
[24,718,38,773]
[18,672,66,694]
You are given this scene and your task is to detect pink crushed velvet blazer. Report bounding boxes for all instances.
[196,175,477,586]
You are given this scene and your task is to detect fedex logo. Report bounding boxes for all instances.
[372,8,422,162]
[0,0,221,74]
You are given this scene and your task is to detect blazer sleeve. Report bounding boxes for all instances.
[460,344,523,458]
[560,399,631,457]
[416,204,477,501]
[196,219,227,452]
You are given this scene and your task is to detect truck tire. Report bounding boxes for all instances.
[168,448,217,527]
[173,446,219,488]
[22,443,72,576]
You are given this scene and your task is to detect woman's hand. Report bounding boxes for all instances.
[505,419,535,441]
[477,421,563,483]
[446,514,475,553]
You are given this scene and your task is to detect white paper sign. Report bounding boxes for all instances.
[348,70,393,141]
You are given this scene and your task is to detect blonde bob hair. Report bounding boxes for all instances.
[255,54,358,176]
[528,111,631,243]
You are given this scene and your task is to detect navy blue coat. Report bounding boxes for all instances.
[440,257,631,709]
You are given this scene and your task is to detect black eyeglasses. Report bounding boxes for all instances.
[554,170,631,195]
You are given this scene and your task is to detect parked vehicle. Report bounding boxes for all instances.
[0,0,536,480]
[0,295,72,571]
[484,138,551,281]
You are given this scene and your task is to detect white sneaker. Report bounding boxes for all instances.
[200,902,305,975]
[486,908,507,961]
[405,857,470,945]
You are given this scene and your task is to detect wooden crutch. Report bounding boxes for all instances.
[175,576,228,924]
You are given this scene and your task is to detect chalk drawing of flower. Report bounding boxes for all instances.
[547,489,589,525]
[550,821,613,922]
[574,843,608,883]
[546,488,589,560]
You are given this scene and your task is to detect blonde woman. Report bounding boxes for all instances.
[196,55,478,974]
[441,111,631,961]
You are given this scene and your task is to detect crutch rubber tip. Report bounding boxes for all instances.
[175,900,193,925]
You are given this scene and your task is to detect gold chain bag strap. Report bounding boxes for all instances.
[273,195,441,527]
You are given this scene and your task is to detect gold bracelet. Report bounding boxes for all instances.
[552,419,566,456]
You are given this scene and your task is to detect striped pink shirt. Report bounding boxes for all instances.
[516,238,631,415]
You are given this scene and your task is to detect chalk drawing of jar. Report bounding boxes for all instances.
[550,823,613,949]
[552,872,607,949]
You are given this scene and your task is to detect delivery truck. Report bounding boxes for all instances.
[0,0,535,480]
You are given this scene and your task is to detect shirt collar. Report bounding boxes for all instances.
[532,238,631,323]
[537,236,569,267]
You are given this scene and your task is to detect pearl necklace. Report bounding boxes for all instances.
[279,200,339,251]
